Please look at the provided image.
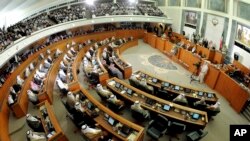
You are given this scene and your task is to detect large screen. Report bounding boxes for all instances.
[236,24,250,48]
[184,11,198,26]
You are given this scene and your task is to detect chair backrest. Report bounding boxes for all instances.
[195,103,208,111]
[129,78,139,88]
[169,121,186,134]
[131,108,147,121]
[152,115,169,131]
[174,100,188,106]
[107,100,121,112]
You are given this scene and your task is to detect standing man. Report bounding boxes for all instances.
[198,61,209,83]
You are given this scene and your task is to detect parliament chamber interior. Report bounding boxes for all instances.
[0,0,250,141]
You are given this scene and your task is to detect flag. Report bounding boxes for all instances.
[219,31,224,51]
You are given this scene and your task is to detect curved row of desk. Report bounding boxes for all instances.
[0,30,142,141]
[133,70,218,104]
[106,77,208,130]
[72,35,144,140]
[144,31,249,113]
[0,29,222,141]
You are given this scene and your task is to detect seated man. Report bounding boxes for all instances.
[8,95,15,107]
[39,64,48,73]
[70,47,77,55]
[30,81,42,93]
[55,49,62,58]
[131,101,150,119]
[207,101,220,111]
[26,114,44,132]
[26,130,46,141]
[27,90,39,105]
[173,93,188,106]
[56,78,69,95]
[10,86,19,100]
[139,78,154,94]
[60,61,67,71]
[74,102,85,113]
[129,74,140,83]
[47,55,53,64]
[81,124,102,139]
[29,63,35,71]
[67,92,79,108]
[107,95,124,109]
[194,97,206,106]
[25,67,31,78]
[36,69,46,79]
[58,69,67,83]
[44,59,51,68]
[16,75,24,86]
[109,64,123,79]
[96,84,112,99]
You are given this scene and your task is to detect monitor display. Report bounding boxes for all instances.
[87,102,94,110]
[192,113,200,120]
[152,78,158,83]
[163,105,171,111]
[174,85,180,91]
[115,82,121,88]
[164,82,170,87]
[207,93,213,98]
[127,89,133,95]
[108,117,116,126]
[198,91,203,96]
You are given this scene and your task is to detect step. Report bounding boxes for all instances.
[242,111,250,121]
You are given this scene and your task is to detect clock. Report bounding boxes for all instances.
[212,17,219,26]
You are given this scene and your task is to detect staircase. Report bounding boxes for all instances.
[241,99,250,121]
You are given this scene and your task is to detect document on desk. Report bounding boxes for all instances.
[121,90,126,94]
[108,81,115,86]
[127,133,137,141]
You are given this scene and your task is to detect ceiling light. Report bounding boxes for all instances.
[129,0,136,3]
[86,0,95,5]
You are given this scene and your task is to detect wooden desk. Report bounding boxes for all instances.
[204,65,221,89]
[215,71,249,113]
[11,58,38,118]
[39,101,68,141]
[196,45,215,61]
[114,40,138,79]
[116,29,144,39]
[78,85,144,141]
[134,70,218,104]
[107,78,208,130]
[38,53,62,104]
[147,33,157,48]
[143,32,148,43]
[155,37,166,52]
[233,60,250,74]
[164,39,174,54]
[178,48,201,73]
[96,46,111,85]
[213,51,224,64]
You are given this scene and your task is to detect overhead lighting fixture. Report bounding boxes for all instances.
[85,0,95,5]
[129,0,136,3]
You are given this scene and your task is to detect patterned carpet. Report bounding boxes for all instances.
[148,55,177,70]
